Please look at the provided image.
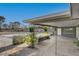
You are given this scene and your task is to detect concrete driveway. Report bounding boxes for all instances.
[9,36,79,56]
[1,34,79,56]
[29,36,76,56]
[32,36,79,56]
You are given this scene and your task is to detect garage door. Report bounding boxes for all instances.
[62,27,76,38]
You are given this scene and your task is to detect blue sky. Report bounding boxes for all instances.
[0,3,70,26]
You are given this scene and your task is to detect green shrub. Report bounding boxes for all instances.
[73,40,77,43]
[76,40,79,47]
[13,36,25,45]
[43,26,48,32]
[74,40,79,47]
[23,35,32,45]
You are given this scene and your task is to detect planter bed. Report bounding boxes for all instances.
[38,36,50,42]
[36,32,50,42]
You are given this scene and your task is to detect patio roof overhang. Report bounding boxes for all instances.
[26,10,79,27]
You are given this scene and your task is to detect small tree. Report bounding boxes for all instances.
[9,21,21,32]
[3,23,9,30]
[0,16,5,31]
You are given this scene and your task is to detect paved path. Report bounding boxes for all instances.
[9,36,79,56]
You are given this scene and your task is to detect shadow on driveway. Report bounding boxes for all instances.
[0,45,16,53]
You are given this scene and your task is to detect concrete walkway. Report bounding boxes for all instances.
[9,36,79,56]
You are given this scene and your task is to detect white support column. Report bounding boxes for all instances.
[57,28,62,36]
[76,26,79,40]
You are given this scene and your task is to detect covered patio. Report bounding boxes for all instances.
[27,10,79,39]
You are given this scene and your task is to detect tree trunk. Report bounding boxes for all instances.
[0,23,2,31]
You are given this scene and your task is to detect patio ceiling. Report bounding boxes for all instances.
[40,19,79,27]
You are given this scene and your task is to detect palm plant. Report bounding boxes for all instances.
[28,26,36,48]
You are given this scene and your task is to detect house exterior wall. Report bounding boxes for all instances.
[48,27,55,35]
[76,26,79,40]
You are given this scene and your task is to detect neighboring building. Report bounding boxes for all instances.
[26,3,79,40]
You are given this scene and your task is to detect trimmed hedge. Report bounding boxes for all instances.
[12,34,37,46]
[12,32,50,45]
[13,36,25,45]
